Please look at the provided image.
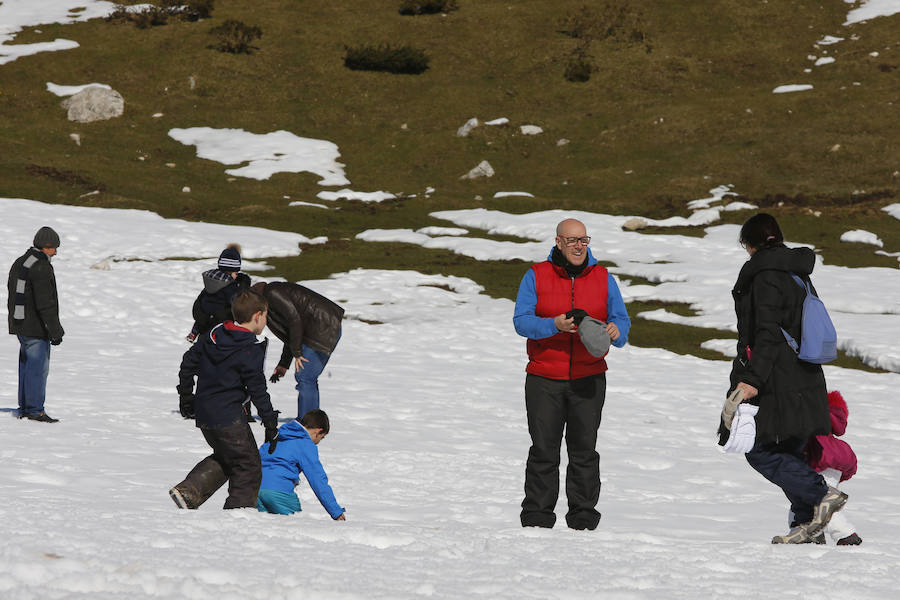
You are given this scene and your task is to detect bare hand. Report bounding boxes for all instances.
[736,382,758,400]
[295,356,310,371]
[335,513,346,521]
[606,322,620,341]
[554,314,576,332]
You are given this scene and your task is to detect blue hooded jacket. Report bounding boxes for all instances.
[259,420,345,519]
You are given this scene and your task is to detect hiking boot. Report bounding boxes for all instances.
[772,525,813,544]
[810,532,826,545]
[169,486,196,509]
[836,532,862,546]
[806,486,848,537]
[26,412,59,423]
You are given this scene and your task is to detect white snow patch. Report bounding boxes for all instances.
[700,338,738,358]
[845,0,900,24]
[485,118,509,126]
[882,204,900,220]
[315,189,396,203]
[722,201,758,212]
[773,84,814,94]
[289,201,330,210]
[416,227,468,236]
[0,0,122,65]
[46,82,112,97]
[0,197,308,262]
[519,125,543,135]
[840,229,884,247]
[168,127,349,185]
[815,57,836,66]
[493,192,535,198]
[817,35,845,45]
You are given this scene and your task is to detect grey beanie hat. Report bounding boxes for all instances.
[578,317,611,358]
[33,226,61,249]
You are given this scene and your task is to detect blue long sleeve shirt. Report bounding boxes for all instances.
[513,248,630,346]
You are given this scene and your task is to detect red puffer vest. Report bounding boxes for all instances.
[526,261,609,380]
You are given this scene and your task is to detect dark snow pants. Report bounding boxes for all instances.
[174,422,262,509]
[521,372,606,530]
[745,437,828,525]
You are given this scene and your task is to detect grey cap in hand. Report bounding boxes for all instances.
[578,317,611,357]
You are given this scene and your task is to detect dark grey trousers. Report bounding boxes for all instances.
[174,422,262,509]
[521,372,606,529]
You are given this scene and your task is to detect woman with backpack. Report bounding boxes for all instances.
[720,213,847,544]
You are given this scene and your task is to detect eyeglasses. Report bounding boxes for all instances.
[560,236,591,246]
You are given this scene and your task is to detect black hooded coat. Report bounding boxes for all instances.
[723,245,831,445]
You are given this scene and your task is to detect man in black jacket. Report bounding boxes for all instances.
[170,291,279,510]
[7,226,64,423]
[250,281,344,419]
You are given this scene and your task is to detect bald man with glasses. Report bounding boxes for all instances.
[513,218,630,530]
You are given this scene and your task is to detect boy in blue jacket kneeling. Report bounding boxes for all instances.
[258,408,346,520]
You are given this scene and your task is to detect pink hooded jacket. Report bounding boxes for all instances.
[806,391,857,481]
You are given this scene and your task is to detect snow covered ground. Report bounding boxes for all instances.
[1,197,899,599]
[2,1,900,597]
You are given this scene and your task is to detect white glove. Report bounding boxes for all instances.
[723,404,759,454]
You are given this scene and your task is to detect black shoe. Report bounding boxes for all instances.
[26,412,59,423]
[837,532,862,546]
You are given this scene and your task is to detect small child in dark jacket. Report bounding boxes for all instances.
[257,409,346,520]
[186,245,251,342]
[170,291,280,510]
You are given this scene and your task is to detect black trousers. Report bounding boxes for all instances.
[521,372,606,529]
[175,422,262,509]
[745,437,828,525]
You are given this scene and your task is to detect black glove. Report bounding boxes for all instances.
[179,394,195,419]
[50,337,63,346]
[263,419,279,454]
[565,308,589,326]
[269,366,287,383]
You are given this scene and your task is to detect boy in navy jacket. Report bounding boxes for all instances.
[170,291,279,510]
[257,409,346,520]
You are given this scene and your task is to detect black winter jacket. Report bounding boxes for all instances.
[261,282,344,369]
[191,271,251,335]
[7,249,64,340]
[724,245,830,444]
[177,321,277,429]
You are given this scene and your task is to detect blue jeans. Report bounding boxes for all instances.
[294,333,339,419]
[18,336,51,417]
[257,489,302,514]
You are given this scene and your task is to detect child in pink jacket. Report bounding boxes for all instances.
[791,391,862,545]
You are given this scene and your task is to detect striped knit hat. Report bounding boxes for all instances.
[217,247,241,272]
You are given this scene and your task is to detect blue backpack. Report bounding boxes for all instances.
[781,274,837,364]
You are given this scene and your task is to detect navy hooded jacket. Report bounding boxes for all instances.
[259,420,345,519]
[178,321,277,428]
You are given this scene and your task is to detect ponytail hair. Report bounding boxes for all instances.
[739,213,784,251]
